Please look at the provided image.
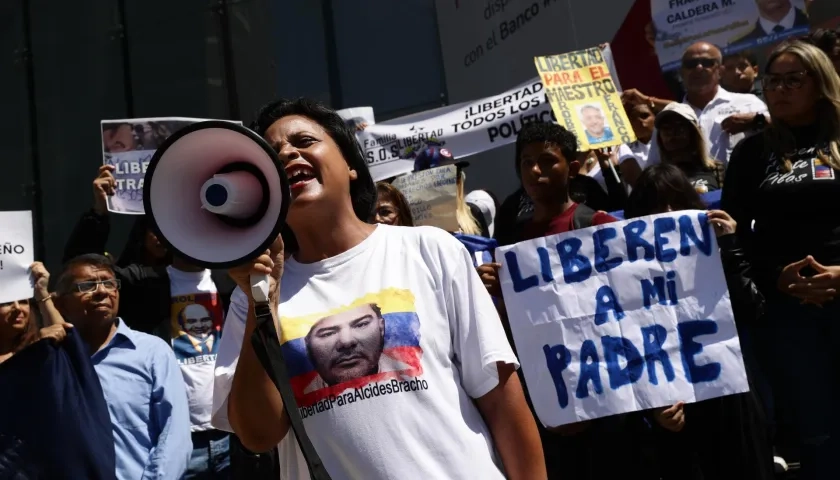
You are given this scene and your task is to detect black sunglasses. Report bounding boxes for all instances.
[682,58,718,69]
[761,71,810,91]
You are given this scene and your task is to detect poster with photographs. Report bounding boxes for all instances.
[100,117,242,214]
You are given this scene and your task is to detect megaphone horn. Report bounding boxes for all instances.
[143,121,290,303]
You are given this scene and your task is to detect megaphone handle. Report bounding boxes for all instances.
[250,274,271,304]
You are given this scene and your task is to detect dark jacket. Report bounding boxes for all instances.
[0,330,116,480]
[648,232,773,480]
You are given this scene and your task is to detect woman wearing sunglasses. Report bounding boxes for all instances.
[722,40,840,480]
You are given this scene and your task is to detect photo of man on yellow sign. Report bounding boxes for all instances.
[535,47,636,150]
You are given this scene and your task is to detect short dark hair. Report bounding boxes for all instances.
[250,98,376,224]
[514,122,578,177]
[624,164,706,218]
[375,182,415,227]
[56,254,115,295]
[722,50,758,67]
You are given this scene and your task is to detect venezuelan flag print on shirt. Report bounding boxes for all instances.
[279,288,424,409]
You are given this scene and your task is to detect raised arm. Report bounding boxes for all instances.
[447,236,545,480]
[223,237,289,452]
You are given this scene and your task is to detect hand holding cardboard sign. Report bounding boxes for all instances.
[92,165,116,215]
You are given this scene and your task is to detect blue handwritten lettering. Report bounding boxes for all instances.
[556,238,592,283]
[576,340,603,399]
[666,271,679,304]
[654,217,678,262]
[641,324,675,385]
[678,213,713,257]
[543,343,572,408]
[624,220,655,262]
[594,285,625,325]
[602,336,644,390]
[505,251,538,293]
[641,277,667,309]
[678,320,722,384]
[593,227,623,273]
[537,246,554,283]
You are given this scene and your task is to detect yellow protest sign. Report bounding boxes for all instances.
[535,47,636,150]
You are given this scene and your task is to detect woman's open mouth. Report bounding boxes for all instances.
[286,164,317,190]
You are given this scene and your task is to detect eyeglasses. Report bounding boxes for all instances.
[682,58,718,69]
[73,279,121,294]
[761,71,809,91]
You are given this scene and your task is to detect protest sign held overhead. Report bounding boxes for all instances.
[0,211,34,304]
[651,0,811,72]
[392,165,459,232]
[356,79,552,181]
[100,117,243,214]
[356,46,622,181]
[535,47,636,150]
[496,211,749,427]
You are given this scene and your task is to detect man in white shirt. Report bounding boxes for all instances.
[647,41,769,167]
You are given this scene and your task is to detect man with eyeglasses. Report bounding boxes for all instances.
[643,42,769,170]
[52,253,192,480]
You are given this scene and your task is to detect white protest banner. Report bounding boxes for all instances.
[100,117,243,214]
[392,165,459,231]
[652,0,810,72]
[0,211,34,304]
[497,210,749,427]
[358,78,551,182]
[359,47,622,182]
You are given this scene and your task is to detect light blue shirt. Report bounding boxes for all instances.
[585,127,615,144]
[91,318,192,480]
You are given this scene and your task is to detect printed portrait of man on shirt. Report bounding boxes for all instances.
[171,293,223,362]
[280,289,425,408]
[304,303,411,390]
[579,103,615,145]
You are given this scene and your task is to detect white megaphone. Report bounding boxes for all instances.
[143,121,290,303]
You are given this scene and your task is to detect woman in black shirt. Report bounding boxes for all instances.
[722,40,840,480]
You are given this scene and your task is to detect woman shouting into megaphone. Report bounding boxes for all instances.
[212,99,545,480]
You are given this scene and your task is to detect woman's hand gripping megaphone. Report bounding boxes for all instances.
[228,234,285,305]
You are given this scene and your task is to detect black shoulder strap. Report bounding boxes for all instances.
[251,304,332,480]
[572,203,598,230]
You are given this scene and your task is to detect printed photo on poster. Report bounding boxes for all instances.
[100,117,243,215]
[577,103,615,145]
[170,292,225,364]
[651,0,810,72]
[535,47,636,150]
[277,289,426,416]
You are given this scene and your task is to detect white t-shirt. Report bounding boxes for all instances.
[212,225,518,479]
[648,87,767,167]
[168,266,224,432]
[586,141,651,194]
[617,140,652,170]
